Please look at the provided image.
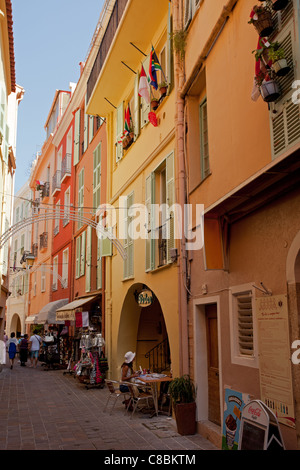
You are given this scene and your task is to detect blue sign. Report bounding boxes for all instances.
[222,389,250,450]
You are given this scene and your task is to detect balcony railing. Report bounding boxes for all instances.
[61,153,71,182]
[32,243,38,258]
[52,170,61,196]
[87,0,129,103]
[39,232,48,251]
[41,182,50,199]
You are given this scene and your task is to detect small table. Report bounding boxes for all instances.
[137,374,172,417]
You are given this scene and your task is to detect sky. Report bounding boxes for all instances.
[12,0,105,193]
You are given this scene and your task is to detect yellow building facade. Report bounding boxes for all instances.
[87,0,180,378]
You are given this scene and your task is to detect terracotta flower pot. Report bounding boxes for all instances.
[174,402,197,436]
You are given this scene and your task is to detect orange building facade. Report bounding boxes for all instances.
[180,0,300,449]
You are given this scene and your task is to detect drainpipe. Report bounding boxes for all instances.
[173,0,189,376]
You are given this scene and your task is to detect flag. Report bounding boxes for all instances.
[148,111,158,127]
[124,104,132,135]
[138,65,150,104]
[149,46,162,90]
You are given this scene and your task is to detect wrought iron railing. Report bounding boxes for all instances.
[61,153,71,181]
[52,170,61,195]
[145,338,171,373]
[39,232,48,250]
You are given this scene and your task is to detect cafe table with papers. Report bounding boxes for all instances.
[135,373,172,417]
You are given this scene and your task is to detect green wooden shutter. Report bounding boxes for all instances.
[200,98,209,180]
[76,237,80,278]
[97,237,102,290]
[166,153,175,263]
[145,173,155,271]
[84,95,88,153]
[134,72,140,141]
[127,192,134,277]
[93,143,101,212]
[89,115,94,144]
[78,168,84,228]
[74,108,81,165]
[85,225,92,292]
[80,230,86,276]
[116,102,124,162]
[123,192,134,279]
[100,234,112,257]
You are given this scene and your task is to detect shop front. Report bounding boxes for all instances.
[56,295,108,388]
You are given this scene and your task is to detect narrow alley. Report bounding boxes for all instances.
[0,362,217,452]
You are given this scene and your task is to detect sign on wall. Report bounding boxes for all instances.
[256,295,295,428]
[137,289,153,307]
[222,388,250,450]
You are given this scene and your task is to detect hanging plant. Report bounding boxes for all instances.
[249,5,274,37]
[260,76,281,102]
[268,42,291,76]
[171,29,187,62]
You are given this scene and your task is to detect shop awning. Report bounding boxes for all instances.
[56,296,97,321]
[25,315,38,324]
[36,299,69,325]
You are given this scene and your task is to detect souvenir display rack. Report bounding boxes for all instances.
[73,332,108,389]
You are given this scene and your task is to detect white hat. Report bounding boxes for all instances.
[124,351,135,364]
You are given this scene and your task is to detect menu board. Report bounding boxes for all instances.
[256,295,295,428]
[240,421,266,450]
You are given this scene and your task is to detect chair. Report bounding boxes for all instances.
[104,380,130,414]
[125,382,153,419]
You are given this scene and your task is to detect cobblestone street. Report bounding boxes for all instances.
[0,361,218,451]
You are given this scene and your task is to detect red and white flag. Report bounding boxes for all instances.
[138,65,150,104]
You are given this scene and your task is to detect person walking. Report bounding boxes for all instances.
[29,329,42,368]
[7,332,18,369]
[19,334,29,366]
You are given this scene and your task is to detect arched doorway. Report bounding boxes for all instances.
[10,313,21,338]
[117,283,171,374]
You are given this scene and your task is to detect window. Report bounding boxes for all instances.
[41,264,46,292]
[145,152,175,271]
[200,98,210,180]
[229,285,258,368]
[85,226,92,292]
[269,3,300,159]
[97,237,102,290]
[123,192,134,280]
[75,231,86,278]
[93,143,101,212]
[184,0,202,29]
[53,256,58,291]
[64,188,70,226]
[54,201,60,235]
[62,249,68,288]
[74,108,81,165]
[78,168,84,229]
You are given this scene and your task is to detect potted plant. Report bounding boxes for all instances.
[260,76,281,102]
[168,374,197,436]
[248,5,274,37]
[268,42,290,76]
[269,0,289,11]
[150,98,160,111]
[158,81,168,97]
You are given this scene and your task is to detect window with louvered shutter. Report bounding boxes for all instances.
[235,293,254,357]
[269,3,300,158]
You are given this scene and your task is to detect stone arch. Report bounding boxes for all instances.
[116,283,170,378]
[9,313,22,338]
[286,230,300,449]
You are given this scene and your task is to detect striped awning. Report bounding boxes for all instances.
[36,299,69,325]
[56,296,97,321]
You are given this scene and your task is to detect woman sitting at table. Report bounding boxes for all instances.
[120,351,140,393]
